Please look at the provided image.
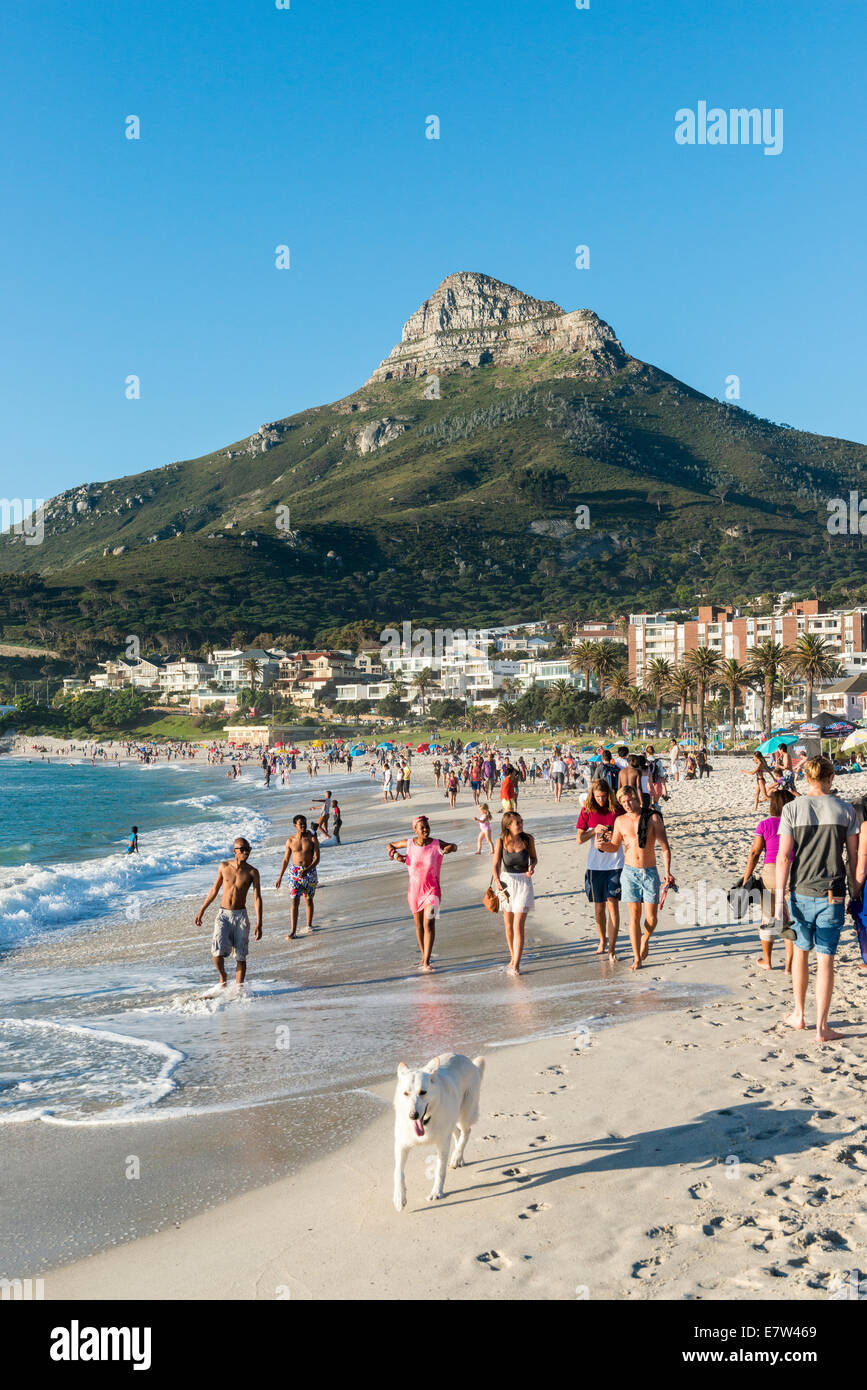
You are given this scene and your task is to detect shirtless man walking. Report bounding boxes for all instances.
[195,837,263,987]
[595,786,673,970]
[276,813,321,937]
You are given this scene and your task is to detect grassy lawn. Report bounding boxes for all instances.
[123,713,227,741]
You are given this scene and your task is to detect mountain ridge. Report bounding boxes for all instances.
[1,271,866,652]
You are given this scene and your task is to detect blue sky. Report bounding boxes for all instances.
[2,0,865,501]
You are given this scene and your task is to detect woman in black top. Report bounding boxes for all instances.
[492,811,538,975]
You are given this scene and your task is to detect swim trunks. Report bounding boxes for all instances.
[212,908,251,960]
[620,865,660,904]
[289,863,318,898]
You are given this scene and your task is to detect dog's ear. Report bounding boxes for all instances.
[397,1061,408,1075]
[429,1057,440,1076]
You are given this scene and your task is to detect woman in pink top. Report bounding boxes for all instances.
[740,788,795,972]
[387,816,457,971]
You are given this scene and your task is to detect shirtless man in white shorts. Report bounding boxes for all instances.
[195,837,263,986]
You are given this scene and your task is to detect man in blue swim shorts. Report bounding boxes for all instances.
[594,786,673,972]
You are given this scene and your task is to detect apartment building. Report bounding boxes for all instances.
[89,657,165,691]
[207,648,281,689]
[629,601,867,684]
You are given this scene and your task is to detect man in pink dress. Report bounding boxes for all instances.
[387,816,457,971]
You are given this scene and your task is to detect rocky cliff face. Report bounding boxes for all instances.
[367,271,628,383]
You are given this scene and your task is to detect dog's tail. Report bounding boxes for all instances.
[473,1056,485,1076]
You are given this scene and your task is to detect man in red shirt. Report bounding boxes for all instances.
[500,765,517,814]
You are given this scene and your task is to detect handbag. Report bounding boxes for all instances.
[483,879,501,913]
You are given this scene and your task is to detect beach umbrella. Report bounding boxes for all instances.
[416,743,429,752]
[349,743,366,754]
[377,740,395,749]
[754,733,799,756]
[465,741,480,749]
[841,730,867,752]
[287,747,301,755]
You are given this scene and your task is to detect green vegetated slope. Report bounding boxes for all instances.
[1,349,864,649]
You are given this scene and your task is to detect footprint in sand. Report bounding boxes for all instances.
[502,1166,532,1183]
[528,1134,552,1147]
[476,1250,511,1271]
[688,1181,712,1199]
[518,1202,551,1219]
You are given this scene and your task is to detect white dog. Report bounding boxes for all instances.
[393,1052,485,1211]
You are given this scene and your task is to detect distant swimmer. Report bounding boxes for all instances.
[276,814,321,938]
[195,837,263,987]
[125,826,139,855]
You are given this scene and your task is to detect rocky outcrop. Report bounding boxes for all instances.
[349,418,410,454]
[245,422,287,456]
[367,271,627,384]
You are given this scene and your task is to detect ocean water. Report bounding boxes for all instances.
[0,759,716,1133]
[0,759,271,946]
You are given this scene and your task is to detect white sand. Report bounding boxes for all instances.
[39,758,867,1300]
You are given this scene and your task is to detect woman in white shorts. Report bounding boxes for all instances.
[492,811,537,976]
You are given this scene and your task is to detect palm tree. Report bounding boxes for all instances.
[666,667,696,739]
[411,666,437,713]
[718,658,746,746]
[606,669,630,702]
[645,657,672,732]
[683,646,722,743]
[243,657,262,697]
[568,640,598,696]
[745,641,792,740]
[592,641,624,695]
[624,685,648,736]
[546,679,572,704]
[494,701,515,731]
[786,634,840,721]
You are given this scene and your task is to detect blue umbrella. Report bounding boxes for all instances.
[755,733,799,756]
[465,741,480,749]
[377,741,395,749]
[349,744,366,755]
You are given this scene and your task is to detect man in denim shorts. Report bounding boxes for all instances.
[774,756,859,1042]
[594,786,673,972]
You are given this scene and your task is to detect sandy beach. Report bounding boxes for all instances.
[9,753,861,1302]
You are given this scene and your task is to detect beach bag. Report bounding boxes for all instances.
[483,879,500,913]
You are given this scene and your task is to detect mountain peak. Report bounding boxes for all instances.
[367,271,627,383]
